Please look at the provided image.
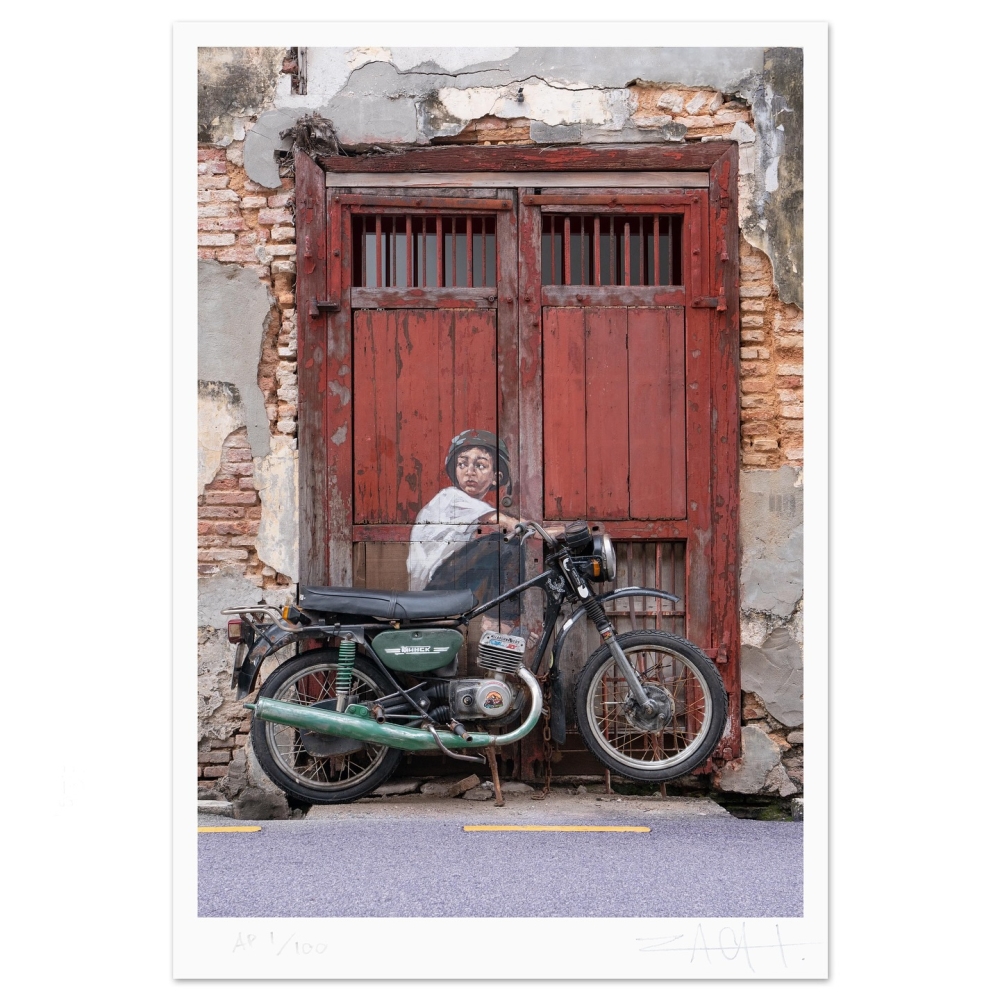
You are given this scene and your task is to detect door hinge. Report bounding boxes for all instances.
[308,296,340,318]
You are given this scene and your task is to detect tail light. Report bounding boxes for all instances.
[227,619,244,644]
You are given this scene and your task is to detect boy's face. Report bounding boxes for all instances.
[455,446,495,500]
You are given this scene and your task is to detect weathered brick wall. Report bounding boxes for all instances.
[739,239,805,468]
[197,143,297,588]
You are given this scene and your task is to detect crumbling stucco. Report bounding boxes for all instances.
[198,47,287,145]
[715,725,797,797]
[740,465,803,617]
[229,45,802,305]
[198,259,271,462]
[198,381,244,494]
[741,625,803,727]
[252,448,299,579]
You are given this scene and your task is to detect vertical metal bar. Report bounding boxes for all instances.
[653,216,660,286]
[549,216,556,285]
[624,219,631,287]
[563,215,571,287]
[466,215,473,287]
[420,217,427,288]
[450,217,457,288]
[374,215,382,288]
[655,543,663,632]
[594,215,601,287]
[360,217,366,288]
[436,215,444,288]
[405,215,412,288]
[480,217,486,287]
[638,216,645,286]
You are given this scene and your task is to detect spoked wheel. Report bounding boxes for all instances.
[250,649,403,805]
[574,630,727,783]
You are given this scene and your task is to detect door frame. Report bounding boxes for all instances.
[295,143,742,759]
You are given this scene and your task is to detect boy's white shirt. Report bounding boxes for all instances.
[407,486,494,590]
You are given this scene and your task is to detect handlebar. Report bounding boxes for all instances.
[504,520,560,547]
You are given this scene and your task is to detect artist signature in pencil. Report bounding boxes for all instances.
[637,923,815,971]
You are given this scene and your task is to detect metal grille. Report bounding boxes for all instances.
[540,214,682,286]
[352,215,497,288]
[597,540,686,636]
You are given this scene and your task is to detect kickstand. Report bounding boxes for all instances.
[484,745,505,807]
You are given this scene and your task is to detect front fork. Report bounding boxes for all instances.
[561,558,656,713]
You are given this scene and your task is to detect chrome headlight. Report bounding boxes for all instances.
[598,531,617,581]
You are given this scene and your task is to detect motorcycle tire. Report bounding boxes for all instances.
[250,649,403,805]
[574,630,727,783]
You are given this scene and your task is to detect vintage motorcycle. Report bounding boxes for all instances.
[224,520,727,805]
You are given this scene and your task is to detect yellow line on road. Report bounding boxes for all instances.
[197,826,262,833]
[463,825,650,833]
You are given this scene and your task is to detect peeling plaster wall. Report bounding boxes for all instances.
[236,46,802,306]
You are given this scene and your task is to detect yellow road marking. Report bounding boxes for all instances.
[197,826,262,833]
[463,825,650,833]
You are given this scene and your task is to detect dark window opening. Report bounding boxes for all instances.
[351,215,497,288]
[540,214,682,286]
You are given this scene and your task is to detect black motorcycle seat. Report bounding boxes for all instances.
[299,585,477,621]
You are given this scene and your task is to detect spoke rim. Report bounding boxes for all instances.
[264,665,389,791]
[586,644,715,771]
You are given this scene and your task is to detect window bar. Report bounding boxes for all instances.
[594,215,601,287]
[638,217,645,286]
[653,216,660,286]
[374,215,383,288]
[360,218,367,287]
[449,217,456,287]
[436,216,444,288]
[655,544,663,631]
[404,215,412,288]
[465,216,473,287]
[563,215,571,287]
[420,217,427,288]
[624,219,631,287]
[480,217,486,288]
[549,217,556,285]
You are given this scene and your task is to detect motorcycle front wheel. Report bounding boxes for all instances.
[250,649,403,805]
[574,630,727,783]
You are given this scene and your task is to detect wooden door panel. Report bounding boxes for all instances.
[585,307,630,519]
[541,306,587,519]
[628,306,686,519]
[542,305,687,523]
[353,308,497,525]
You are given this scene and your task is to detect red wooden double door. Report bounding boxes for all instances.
[295,148,741,767]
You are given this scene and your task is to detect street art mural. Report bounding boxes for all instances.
[408,429,524,634]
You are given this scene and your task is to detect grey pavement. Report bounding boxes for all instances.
[198,791,802,919]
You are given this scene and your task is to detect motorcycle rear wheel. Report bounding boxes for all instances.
[250,649,403,805]
[574,630,727,783]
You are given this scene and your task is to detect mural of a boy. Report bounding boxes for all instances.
[407,429,522,633]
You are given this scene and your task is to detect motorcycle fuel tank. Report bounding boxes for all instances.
[371,628,463,673]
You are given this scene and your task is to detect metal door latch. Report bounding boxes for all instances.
[308,296,341,318]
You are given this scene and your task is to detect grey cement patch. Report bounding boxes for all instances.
[243,106,300,188]
[715,725,780,795]
[198,260,272,458]
[252,450,298,578]
[741,626,803,727]
[740,466,803,617]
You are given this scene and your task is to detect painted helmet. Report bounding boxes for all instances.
[445,429,511,493]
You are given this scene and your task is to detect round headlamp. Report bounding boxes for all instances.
[596,531,617,581]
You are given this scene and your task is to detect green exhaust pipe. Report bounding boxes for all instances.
[247,666,542,751]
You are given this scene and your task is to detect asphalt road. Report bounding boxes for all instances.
[198,793,803,918]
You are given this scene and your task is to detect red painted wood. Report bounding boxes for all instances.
[496,194,520,521]
[319,142,735,174]
[628,307,686,520]
[684,191,712,652]
[341,196,512,210]
[542,307,587,519]
[585,307,629,519]
[294,151,329,583]
[350,287,497,310]
[352,310,398,524]
[709,145,742,758]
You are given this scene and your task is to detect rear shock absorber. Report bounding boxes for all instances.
[335,638,356,712]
